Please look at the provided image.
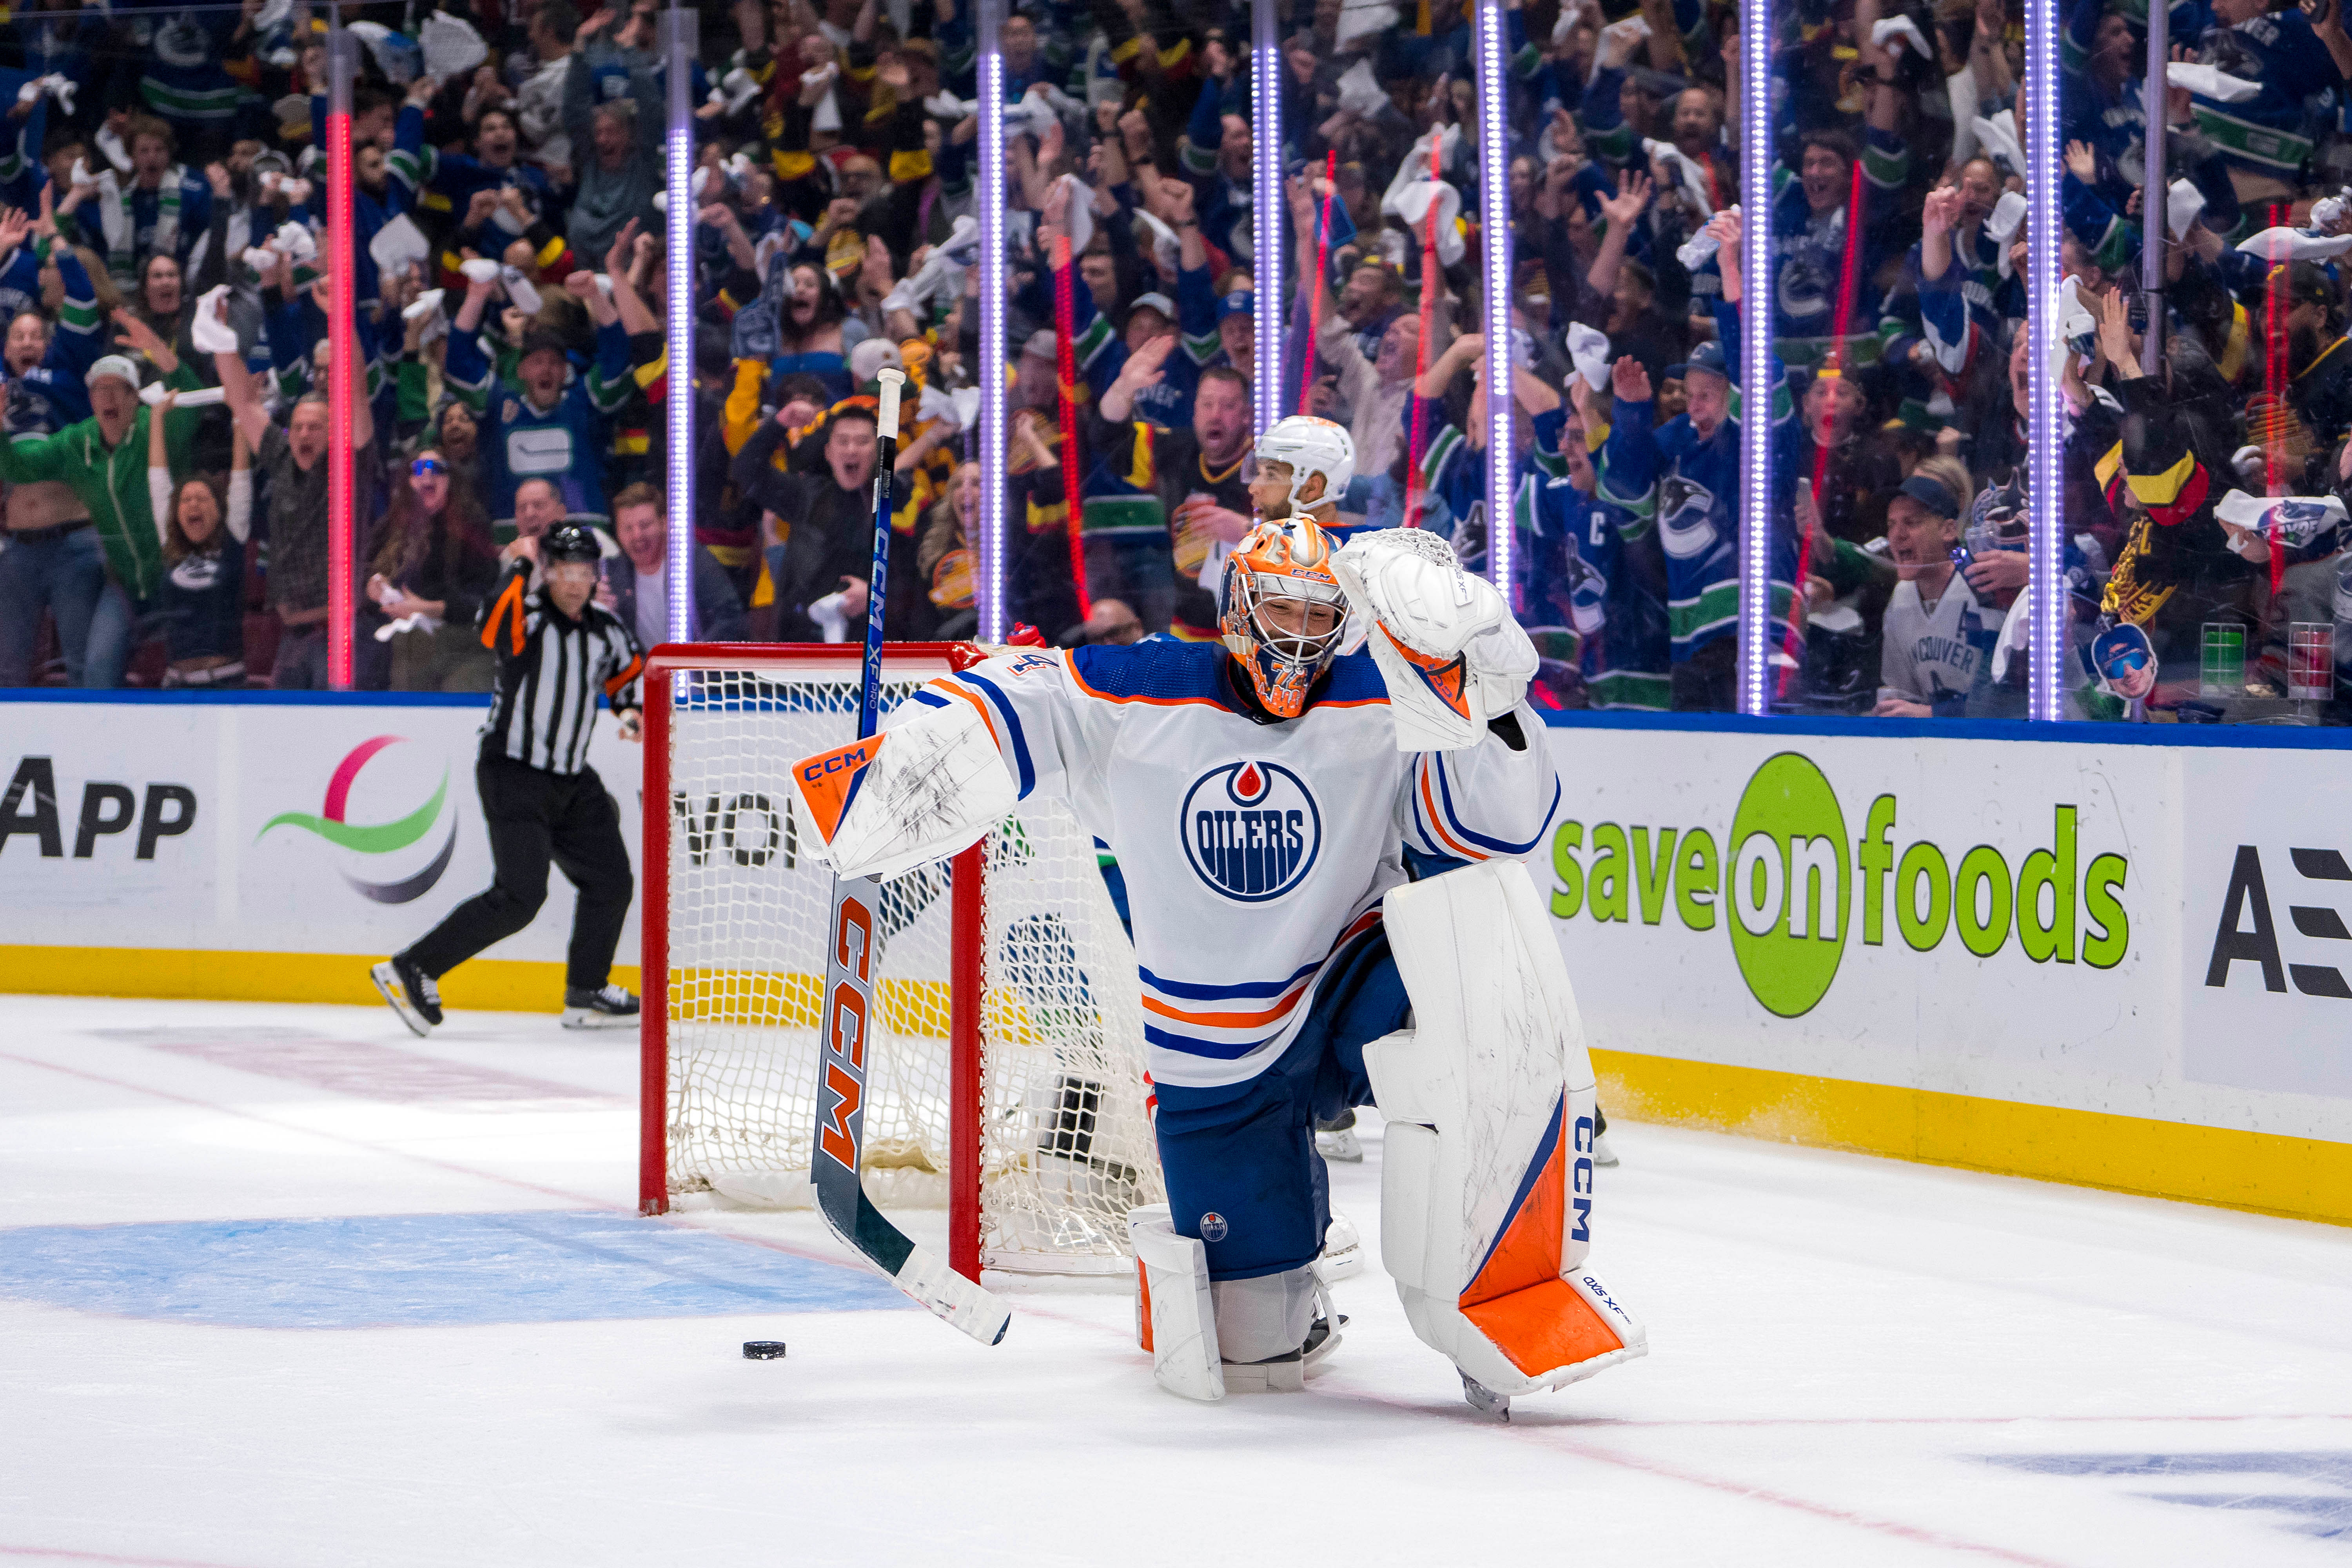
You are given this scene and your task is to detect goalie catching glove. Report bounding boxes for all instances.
[787,693,1016,881]
[1330,530,1538,752]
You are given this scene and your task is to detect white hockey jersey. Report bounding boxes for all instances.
[898,640,1561,1090]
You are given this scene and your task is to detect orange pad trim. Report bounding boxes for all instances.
[1460,1276,1627,1377]
[1461,1101,1566,1309]
[792,732,886,842]
[1377,624,1471,719]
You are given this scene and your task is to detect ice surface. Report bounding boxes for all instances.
[4,993,2350,1566]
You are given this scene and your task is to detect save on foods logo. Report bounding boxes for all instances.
[1548,752,2131,1016]
[257,736,457,904]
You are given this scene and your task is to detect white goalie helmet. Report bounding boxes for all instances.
[1254,415,1356,512]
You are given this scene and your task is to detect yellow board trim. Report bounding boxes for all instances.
[1593,1048,2352,1229]
[6,952,1065,1049]
[6,946,640,1014]
[13,945,2343,1225]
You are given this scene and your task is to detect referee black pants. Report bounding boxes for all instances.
[403,755,634,993]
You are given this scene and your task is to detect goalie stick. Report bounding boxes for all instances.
[811,367,1013,1346]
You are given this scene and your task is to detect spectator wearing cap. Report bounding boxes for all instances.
[444,265,635,526]
[2283,261,2352,454]
[0,315,205,687]
[215,340,379,690]
[1004,327,1081,539]
[1875,459,2002,719]
[1206,288,1255,386]
[1120,290,1196,427]
[598,482,746,647]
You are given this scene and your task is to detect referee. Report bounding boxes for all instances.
[372,524,648,1034]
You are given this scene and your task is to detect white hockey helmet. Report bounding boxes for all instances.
[1254,414,1356,513]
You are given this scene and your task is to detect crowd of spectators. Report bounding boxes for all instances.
[0,0,2346,726]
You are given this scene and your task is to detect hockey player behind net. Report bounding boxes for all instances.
[787,414,1646,1416]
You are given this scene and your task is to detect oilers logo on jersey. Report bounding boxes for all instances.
[1180,760,1321,902]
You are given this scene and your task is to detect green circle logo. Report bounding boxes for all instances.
[1726,753,1849,1017]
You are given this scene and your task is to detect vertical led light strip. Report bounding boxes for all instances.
[1251,0,1281,433]
[1737,0,1773,717]
[2025,0,2063,719]
[324,15,356,692]
[664,5,697,645]
[976,0,1007,642]
[2140,0,2168,373]
[1474,0,1512,593]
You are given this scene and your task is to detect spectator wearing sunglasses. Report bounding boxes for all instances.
[367,450,504,692]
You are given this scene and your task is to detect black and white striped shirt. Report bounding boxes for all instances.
[476,560,646,775]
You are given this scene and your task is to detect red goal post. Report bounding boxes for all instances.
[639,642,1162,1281]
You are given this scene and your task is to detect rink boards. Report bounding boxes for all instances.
[1544,713,2352,1225]
[4,693,2350,1224]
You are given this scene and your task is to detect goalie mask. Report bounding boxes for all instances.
[1254,415,1356,514]
[1220,515,1348,719]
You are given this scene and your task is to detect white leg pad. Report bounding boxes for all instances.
[1210,1268,1316,1364]
[1129,1205,1224,1401]
[1365,860,1648,1398]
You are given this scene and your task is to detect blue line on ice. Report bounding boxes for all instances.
[0,1210,913,1327]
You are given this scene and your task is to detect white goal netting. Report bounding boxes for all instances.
[659,657,1163,1274]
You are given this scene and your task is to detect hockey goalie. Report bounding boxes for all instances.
[788,416,1646,1416]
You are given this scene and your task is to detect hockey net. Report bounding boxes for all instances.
[640,644,1163,1275]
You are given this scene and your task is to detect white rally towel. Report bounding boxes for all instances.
[2235,225,2352,261]
[190,285,240,355]
[1567,321,1612,392]
[1945,67,1980,165]
[1381,124,1463,219]
[2168,178,2207,241]
[1987,190,2027,276]
[1643,138,1715,214]
[420,11,488,81]
[1336,59,1388,119]
[1971,109,2022,176]
[369,213,431,277]
[2166,61,2259,103]
[1871,15,1932,60]
[1392,179,1463,267]
[139,383,227,408]
[348,21,420,85]
[2214,489,2348,549]
[1589,14,1650,86]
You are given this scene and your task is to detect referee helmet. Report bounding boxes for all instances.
[544,524,602,565]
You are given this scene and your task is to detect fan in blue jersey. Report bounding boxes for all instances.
[443,266,635,526]
[78,115,213,289]
[1527,400,1672,710]
[1601,327,1799,711]
[2187,0,2352,193]
[1769,124,1909,370]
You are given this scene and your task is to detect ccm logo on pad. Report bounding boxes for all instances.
[791,735,884,842]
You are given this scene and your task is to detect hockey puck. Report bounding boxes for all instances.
[742,1340,788,1360]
